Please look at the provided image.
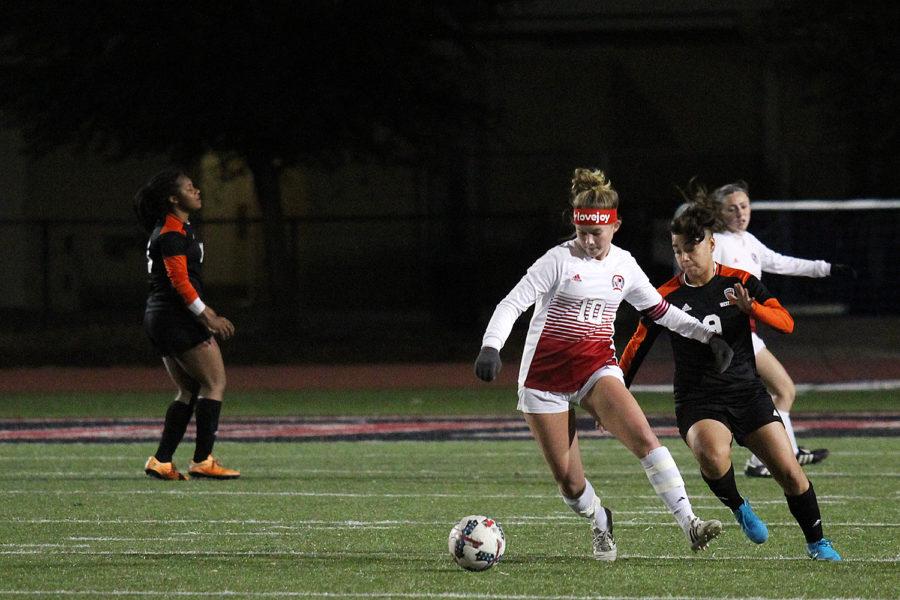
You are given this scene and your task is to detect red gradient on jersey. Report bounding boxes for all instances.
[524,337,617,392]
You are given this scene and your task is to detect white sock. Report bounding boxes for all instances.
[780,410,800,454]
[562,478,608,530]
[640,446,695,533]
[747,453,765,468]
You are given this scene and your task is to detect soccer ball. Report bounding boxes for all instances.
[448,515,506,571]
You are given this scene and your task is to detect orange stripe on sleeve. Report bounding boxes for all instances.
[619,321,649,376]
[750,298,794,334]
[162,255,200,307]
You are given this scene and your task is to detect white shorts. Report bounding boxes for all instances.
[751,331,766,356]
[517,364,625,414]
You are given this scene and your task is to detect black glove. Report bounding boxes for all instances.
[830,263,857,279]
[709,334,734,374]
[474,346,502,382]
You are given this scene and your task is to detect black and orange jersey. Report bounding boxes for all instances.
[620,264,793,403]
[145,213,205,314]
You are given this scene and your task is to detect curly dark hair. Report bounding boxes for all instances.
[670,201,720,250]
[133,169,186,233]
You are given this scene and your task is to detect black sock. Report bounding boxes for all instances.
[193,397,222,462]
[701,464,744,511]
[154,400,195,463]
[786,481,824,544]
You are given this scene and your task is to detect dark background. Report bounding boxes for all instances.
[0,1,897,366]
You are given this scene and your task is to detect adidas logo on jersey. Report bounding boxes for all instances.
[681,303,692,312]
[572,274,582,282]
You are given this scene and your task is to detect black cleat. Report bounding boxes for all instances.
[796,447,829,466]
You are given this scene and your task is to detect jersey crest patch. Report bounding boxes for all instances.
[720,287,736,307]
[611,274,625,291]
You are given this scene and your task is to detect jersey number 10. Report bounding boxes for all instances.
[577,298,607,324]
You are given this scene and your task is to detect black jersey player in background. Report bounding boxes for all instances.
[135,169,240,480]
[619,200,841,561]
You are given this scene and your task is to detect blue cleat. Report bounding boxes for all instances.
[733,500,768,544]
[807,538,842,561]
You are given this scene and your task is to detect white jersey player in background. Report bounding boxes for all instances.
[709,182,856,477]
[474,168,733,561]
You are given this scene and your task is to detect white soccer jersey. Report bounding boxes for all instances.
[482,241,711,393]
[713,230,831,280]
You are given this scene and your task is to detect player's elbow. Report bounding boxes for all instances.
[778,316,794,334]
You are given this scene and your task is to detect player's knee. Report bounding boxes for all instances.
[558,477,583,498]
[774,468,807,496]
[627,429,660,459]
[772,380,796,408]
[694,445,729,473]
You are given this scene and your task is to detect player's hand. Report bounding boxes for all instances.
[830,263,857,279]
[199,307,235,341]
[725,283,754,314]
[709,334,734,374]
[474,347,502,382]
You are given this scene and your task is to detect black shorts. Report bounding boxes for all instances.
[675,386,783,447]
[143,309,211,357]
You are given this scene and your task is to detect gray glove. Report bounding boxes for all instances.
[830,263,857,279]
[709,334,734,374]
[474,347,502,382]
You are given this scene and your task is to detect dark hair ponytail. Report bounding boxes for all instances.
[133,169,185,233]
[670,202,720,249]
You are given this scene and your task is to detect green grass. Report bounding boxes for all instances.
[0,388,895,418]
[0,437,897,598]
[0,389,897,598]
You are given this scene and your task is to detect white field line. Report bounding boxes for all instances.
[0,486,893,501]
[3,467,898,478]
[0,592,896,600]
[0,549,895,564]
[0,449,893,461]
[2,517,896,528]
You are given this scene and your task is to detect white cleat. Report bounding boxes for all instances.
[688,517,723,552]
[591,507,617,561]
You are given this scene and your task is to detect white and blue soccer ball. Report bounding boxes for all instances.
[448,515,506,571]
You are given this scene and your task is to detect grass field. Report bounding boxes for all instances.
[0,389,898,599]
[0,388,894,418]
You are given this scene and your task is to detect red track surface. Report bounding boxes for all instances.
[0,358,898,393]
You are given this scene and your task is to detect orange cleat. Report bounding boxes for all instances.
[144,456,189,480]
[188,455,241,479]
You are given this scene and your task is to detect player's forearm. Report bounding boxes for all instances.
[750,298,794,333]
[481,302,522,350]
[163,255,205,315]
[763,252,830,278]
[651,302,714,343]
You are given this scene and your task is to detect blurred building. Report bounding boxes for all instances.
[1,2,897,320]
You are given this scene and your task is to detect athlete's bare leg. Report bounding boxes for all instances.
[580,376,660,459]
[744,422,809,495]
[162,356,199,404]
[685,419,734,479]
[755,348,795,412]
[173,337,226,400]
[524,409,586,497]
